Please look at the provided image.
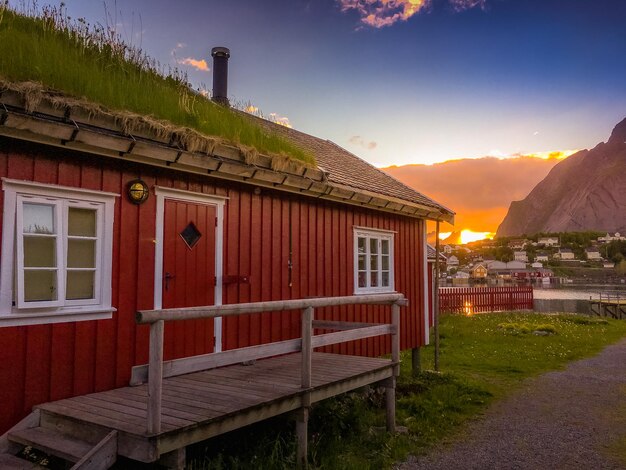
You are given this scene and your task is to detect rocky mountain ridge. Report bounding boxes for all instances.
[496,117,626,237]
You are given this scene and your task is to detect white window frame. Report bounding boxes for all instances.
[353,226,395,294]
[0,178,118,327]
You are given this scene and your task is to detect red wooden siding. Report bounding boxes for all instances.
[0,138,426,433]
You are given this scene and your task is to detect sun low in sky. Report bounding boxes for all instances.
[23,0,626,168]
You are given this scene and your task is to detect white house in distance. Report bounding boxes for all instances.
[514,251,529,262]
[585,247,602,260]
[557,248,575,260]
[443,244,453,254]
[598,232,626,243]
[447,255,460,269]
[538,237,559,246]
[536,252,549,262]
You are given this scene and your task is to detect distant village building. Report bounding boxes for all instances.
[556,248,575,260]
[443,245,453,254]
[585,247,602,260]
[536,252,549,262]
[470,263,488,279]
[531,261,543,268]
[598,232,626,243]
[538,237,559,247]
[514,251,529,262]
[485,260,527,279]
[508,239,528,249]
[604,261,615,269]
[446,255,459,269]
[451,270,470,285]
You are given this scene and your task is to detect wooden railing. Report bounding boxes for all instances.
[135,294,408,434]
[439,286,533,314]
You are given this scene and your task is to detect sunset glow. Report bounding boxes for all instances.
[437,229,494,245]
[501,149,580,161]
[460,230,494,244]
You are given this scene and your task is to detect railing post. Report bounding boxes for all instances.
[147,320,164,434]
[391,302,400,377]
[301,306,313,389]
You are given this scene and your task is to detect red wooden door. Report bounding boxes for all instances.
[162,199,216,360]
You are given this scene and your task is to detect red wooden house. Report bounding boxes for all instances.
[0,52,453,436]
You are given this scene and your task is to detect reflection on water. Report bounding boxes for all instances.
[534,284,626,300]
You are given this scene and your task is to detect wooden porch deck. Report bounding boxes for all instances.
[34,352,394,464]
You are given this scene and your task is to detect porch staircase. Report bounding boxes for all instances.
[0,410,117,470]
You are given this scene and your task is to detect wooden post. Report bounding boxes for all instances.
[301,306,313,389]
[385,377,396,433]
[147,320,164,434]
[434,220,441,372]
[411,347,421,376]
[296,407,309,469]
[391,302,400,377]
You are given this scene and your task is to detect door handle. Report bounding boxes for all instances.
[164,272,175,291]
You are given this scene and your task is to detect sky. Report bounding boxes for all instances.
[385,152,568,234]
[11,0,626,167]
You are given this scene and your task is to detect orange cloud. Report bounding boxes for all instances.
[178,57,209,72]
[269,112,293,128]
[338,0,486,28]
[383,151,580,233]
[338,0,430,28]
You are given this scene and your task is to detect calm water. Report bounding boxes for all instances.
[533,283,626,300]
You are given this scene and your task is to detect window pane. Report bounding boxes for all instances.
[23,203,55,234]
[24,270,57,302]
[24,236,56,267]
[381,239,389,255]
[382,255,389,270]
[370,271,378,287]
[370,238,378,254]
[66,271,95,300]
[67,239,96,268]
[358,254,366,271]
[358,237,366,254]
[382,271,390,287]
[358,271,367,288]
[68,208,96,237]
[370,255,378,270]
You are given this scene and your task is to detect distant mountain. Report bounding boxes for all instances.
[497,117,626,237]
[426,230,462,245]
[384,154,564,233]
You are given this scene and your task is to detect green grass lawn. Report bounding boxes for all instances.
[187,312,626,469]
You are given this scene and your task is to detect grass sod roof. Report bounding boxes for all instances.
[0,5,454,222]
[0,6,315,167]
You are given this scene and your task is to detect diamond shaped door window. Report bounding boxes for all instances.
[180,222,202,249]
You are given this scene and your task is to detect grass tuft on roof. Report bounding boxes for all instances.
[0,4,314,166]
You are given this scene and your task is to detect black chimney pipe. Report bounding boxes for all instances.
[211,46,230,106]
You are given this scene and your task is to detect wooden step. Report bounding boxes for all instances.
[0,453,41,469]
[8,427,92,463]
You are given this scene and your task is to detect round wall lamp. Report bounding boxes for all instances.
[127,179,150,204]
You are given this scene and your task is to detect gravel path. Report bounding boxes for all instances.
[399,338,626,470]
